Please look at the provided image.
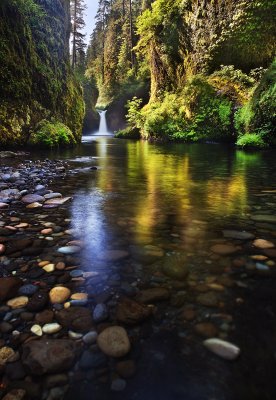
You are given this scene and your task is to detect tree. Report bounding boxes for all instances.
[70,0,87,69]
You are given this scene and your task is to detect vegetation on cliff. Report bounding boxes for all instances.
[88,0,275,147]
[0,0,85,147]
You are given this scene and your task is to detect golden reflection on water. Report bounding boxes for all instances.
[86,139,263,245]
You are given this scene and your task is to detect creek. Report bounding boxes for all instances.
[1,128,276,400]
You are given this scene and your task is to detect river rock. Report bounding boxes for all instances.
[0,202,9,209]
[93,303,108,323]
[222,230,255,240]
[35,310,54,324]
[2,389,26,400]
[162,253,189,279]
[116,297,152,325]
[56,307,93,332]
[42,323,62,334]
[210,244,238,255]
[27,291,49,312]
[0,243,5,254]
[111,378,126,392]
[44,373,68,389]
[194,322,218,337]
[70,293,88,301]
[31,324,43,336]
[44,193,62,200]
[49,287,71,304]
[136,287,170,303]
[0,188,21,201]
[26,202,43,209]
[83,331,97,345]
[57,246,81,254]
[97,326,131,358]
[7,296,29,309]
[253,239,275,249]
[0,346,15,366]
[79,350,107,369]
[22,194,45,204]
[203,338,240,360]
[5,238,33,255]
[45,197,71,205]
[22,339,77,375]
[18,284,38,296]
[98,250,129,262]
[197,292,219,307]
[116,360,136,378]
[251,215,276,223]
[0,277,22,301]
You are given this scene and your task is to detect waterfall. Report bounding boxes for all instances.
[98,110,108,134]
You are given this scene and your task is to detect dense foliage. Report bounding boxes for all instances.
[0,0,84,146]
[89,0,275,147]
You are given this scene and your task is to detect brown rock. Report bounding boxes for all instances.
[210,244,238,256]
[194,322,218,338]
[5,239,33,255]
[116,298,152,325]
[35,310,54,324]
[253,239,275,249]
[22,339,77,375]
[7,296,28,309]
[0,277,22,301]
[0,346,15,366]
[49,287,71,304]
[136,288,170,303]
[197,292,219,307]
[2,389,26,400]
[181,307,197,321]
[56,307,93,332]
[97,326,130,358]
[116,360,136,378]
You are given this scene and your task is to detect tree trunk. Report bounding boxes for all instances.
[72,0,77,68]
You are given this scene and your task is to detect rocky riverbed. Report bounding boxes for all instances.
[0,151,276,400]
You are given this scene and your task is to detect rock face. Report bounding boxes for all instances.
[0,277,22,301]
[0,0,84,146]
[22,339,77,375]
[97,326,131,358]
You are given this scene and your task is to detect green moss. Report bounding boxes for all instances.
[29,120,76,147]
[115,127,141,139]
[132,76,233,142]
[236,133,267,148]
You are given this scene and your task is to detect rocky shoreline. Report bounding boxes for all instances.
[0,152,276,400]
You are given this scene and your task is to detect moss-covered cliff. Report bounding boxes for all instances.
[0,0,84,146]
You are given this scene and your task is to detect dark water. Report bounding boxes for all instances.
[31,137,276,399]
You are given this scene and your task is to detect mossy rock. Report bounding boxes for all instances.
[29,120,76,147]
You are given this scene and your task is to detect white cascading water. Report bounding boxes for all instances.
[98,110,109,135]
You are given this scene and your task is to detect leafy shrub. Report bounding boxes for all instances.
[115,126,141,139]
[236,134,267,148]
[29,120,76,147]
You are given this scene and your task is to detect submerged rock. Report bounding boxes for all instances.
[97,326,131,358]
[203,338,240,360]
[0,277,22,301]
[162,253,189,279]
[22,339,77,375]
[222,230,255,240]
[116,297,152,325]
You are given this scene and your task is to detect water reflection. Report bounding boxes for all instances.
[69,139,272,259]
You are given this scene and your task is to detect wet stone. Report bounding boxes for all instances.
[97,326,131,358]
[2,389,26,400]
[162,253,189,279]
[22,194,45,204]
[79,350,107,369]
[210,244,238,255]
[194,322,219,338]
[136,287,170,303]
[56,307,93,333]
[116,297,152,325]
[18,284,38,296]
[197,292,219,307]
[93,303,109,323]
[27,291,49,312]
[0,277,23,301]
[22,339,77,375]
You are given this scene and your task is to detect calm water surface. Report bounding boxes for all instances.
[39,136,276,400]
